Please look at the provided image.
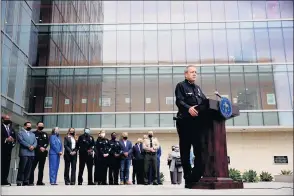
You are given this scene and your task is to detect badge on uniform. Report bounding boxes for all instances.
[90,137,92,141]
[44,134,46,138]
[197,88,201,96]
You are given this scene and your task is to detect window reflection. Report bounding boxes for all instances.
[211,1,225,21]
[116,75,130,112]
[199,30,213,63]
[131,75,144,111]
[238,1,253,20]
[171,1,184,23]
[254,29,271,62]
[268,28,286,62]
[144,31,158,64]
[102,1,117,23]
[158,31,172,64]
[183,1,197,22]
[73,76,87,112]
[159,74,173,111]
[101,75,116,112]
[172,30,186,63]
[103,31,117,64]
[230,73,246,110]
[244,73,262,110]
[131,1,143,23]
[145,74,159,111]
[131,31,144,64]
[87,75,102,112]
[259,73,276,110]
[240,29,256,62]
[213,30,228,63]
[273,72,292,110]
[117,1,130,23]
[157,1,170,23]
[224,1,239,21]
[143,1,157,23]
[283,28,293,63]
[117,31,130,64]
[198,1,211,21]
[185,30,200,64]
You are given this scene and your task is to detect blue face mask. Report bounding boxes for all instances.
[85,129,90,134]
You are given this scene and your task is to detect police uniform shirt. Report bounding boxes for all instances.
[78,134,95,154]
[33,130,49,152]
[175,79,207,118]
[97,138,110,156]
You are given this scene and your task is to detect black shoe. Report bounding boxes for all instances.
[1,182,11,186]
[101,182,108,185]
[114,182,119,185]
[88,182,95,185]
[28,183,34,186]
[36,182,45,186]
[70,182,75,185]
[153,182,158,185]
[78,182,82,185]
[17,183,22,186]
[144,182,149,185]
[65,183,70,185]
[23,182,29,186]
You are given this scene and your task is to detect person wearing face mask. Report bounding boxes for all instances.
[95,130,110,185]
[29,121,49,186]
[1,115,16,186]
[77,128,95,185]
[169,145,183,185]
[108,132,122,185]
[94,132,102,184]
[64,128,78,185]
[132,138,144,185]
[167,145,176,184]
[118,132,133,185]
[16,122,37,186]
[49,127,63,185]
[142,131,160,185]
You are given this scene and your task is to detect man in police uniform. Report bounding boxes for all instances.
[77,128,95,185]
[94,132,101,184]
[175,65,207,188]
[29,122,49,185]
[142,131,160,185]
[108,132,121,185]
[96,130,110,185]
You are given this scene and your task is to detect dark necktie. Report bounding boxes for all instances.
[150,138,153,148]
[5,126,10,136]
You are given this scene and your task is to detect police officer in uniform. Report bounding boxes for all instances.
[94,132,102,184]
[174,65,207,188]
[29,122,49,185]
[77,128,95,185]
[95,130,110,185]
[108,132,122,185]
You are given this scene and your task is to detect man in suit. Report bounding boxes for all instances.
[119,132,133,185]
[1,115,16,186]
[16,122,37,186]
[142,131,160,185]
[132,138,144,185]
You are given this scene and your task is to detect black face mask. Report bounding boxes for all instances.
[70,132,75,136]
[111,136,116,140]
[26,127,32,131]
[148,134,153,138]
[3,120,11,125]
[123,137,128,140]
[38,127,44,131]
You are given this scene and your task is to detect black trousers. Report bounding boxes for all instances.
[29,153,47,184]
[17,156,34,184]
[133,159,144,184]
[97,157,108,184]
[108,156,120,185]
[64,155,77,184]
[144,154,157,183]
[1,150,12,184]
[94,155,100,183]
[78,154,93,184]
[176,117,205,183]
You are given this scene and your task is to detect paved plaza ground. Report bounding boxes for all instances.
[1,182,293,195]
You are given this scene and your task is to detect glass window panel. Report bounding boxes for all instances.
[288,72,293,107]
[273,72,292,110]
[213,29,228,63]
[282,21,293,28]
[171,30,186,64]
[160,114,174,127]
[201,66,215,73]
[117,1,130,23]
[1,44,11,95]
[158,31,172,64]
[117,31,130,64]
[171,1,184,23]
[57,115,71,128]
[258,65,272,72]
[131,75,144,111]
[263,112,279,126]
[117,68,130,75]
[184,1,197,22]
[130,114,144,128]
[103,1,117,23]
[116,114,130,128]
[145,67,158,74]
[131,1,143,23]
[157,1,170,23]
[238,1,253,20]
[226,118,233,126]
[7,53,18,99]
[211,1,225,21]
[159,67,172,74]
[43,115,57,129]
[234,112,248,126]
[224,1,239,21]
[201,74,216,99]
[267,21,282,28]
[143,1,157,23]
[215,74,231,100]
[101,75,115,112]
[131,31,144,64]
[198,1,211,21]
[72,76,87,112]
[116,75,130,112]
[268,28,286,62]
[185,30,200,64]
[283,28,293,63]
[72,115,86,128]
[144,31,158,64]
[215,66,229,73]
[254,29,271,62]
[252,1,266,19]
[173,73,183,111]
[58,75,74,112]
[101,114,115,128]
[199,30,213,63]
[159,74,173,111]
[44,77,59,112]
[74,69,87,76]
[248,113,263,126]
[230,73,246,110]
[266,1,281,19]
[87,75,102,112]
[226,29,242,63]
[259,73,277,110]
[145,74,159,111]
[280,1,293,18]
[244,73,262,110]
[240,29,257,62]
[273,64,287,72]
[278,112,293,126]
[230,66,243,73]
[244,65,258,72]
[87,114,101,128]
[103,31,117,64]
[145,114,159,127]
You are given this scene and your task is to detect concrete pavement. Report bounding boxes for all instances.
[1,182,293,195]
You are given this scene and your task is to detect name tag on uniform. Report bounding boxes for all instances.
[186,92,193,96]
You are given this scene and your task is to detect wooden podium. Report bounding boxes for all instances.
[190,98,244,189]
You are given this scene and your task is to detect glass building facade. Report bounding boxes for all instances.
[1,1,293,130]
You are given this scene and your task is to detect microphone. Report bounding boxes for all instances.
[214,91,222,99]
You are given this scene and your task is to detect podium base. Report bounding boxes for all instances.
[189,178,244,189]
